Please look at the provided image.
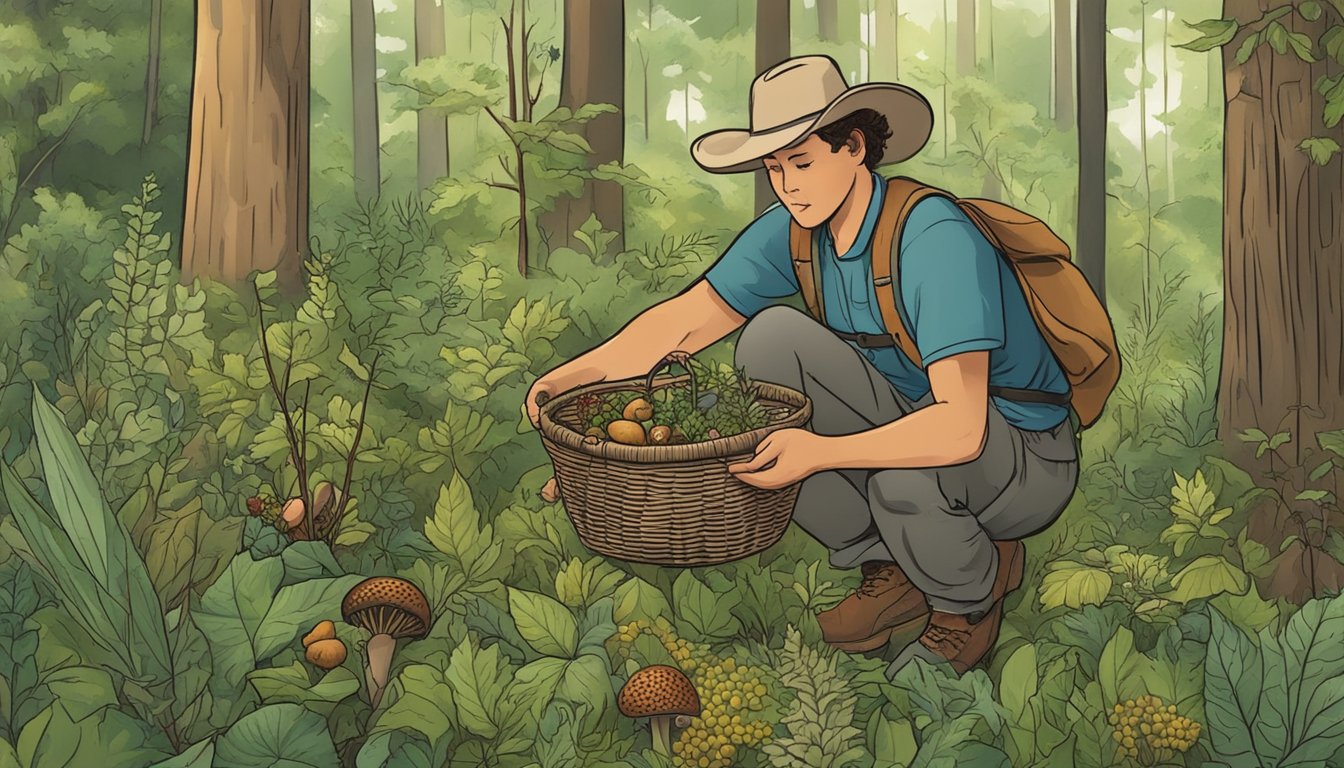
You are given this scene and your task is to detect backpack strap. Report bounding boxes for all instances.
[870,176,949,370]
[788,218,826,326]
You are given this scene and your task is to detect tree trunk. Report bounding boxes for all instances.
[754,0,790,215]
[957,0,975,75]
[351,0,380,204]
[980,0,994,79]
[182,0,309,296]
[1208,49,1221,108]
[415,0,449,190]
[1137,1,1152,326]
[876,0,899,79]
[142,0,163,146]
[1218,0,1344,455]
[818,0,838,41]
[1162,2,1174,205]
[1053,0,1073,130]
[540,0,626,256]
[1074,0,1104,306]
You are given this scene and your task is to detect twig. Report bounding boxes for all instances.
[252,282,312,535]
[300,379,311,538]
[325,350,382,543]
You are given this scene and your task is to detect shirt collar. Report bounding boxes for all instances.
[821,171,885,261]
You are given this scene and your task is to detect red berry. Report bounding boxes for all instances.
[246,496,263,516]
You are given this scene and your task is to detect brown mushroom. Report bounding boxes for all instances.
[617,664,701,756]
[281,497,305,529]
[341,576,432,710]
[302,619,336,648]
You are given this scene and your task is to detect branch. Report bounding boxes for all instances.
[252,282,311,533]
[299,378,311,538]
[485,180,519,192]
[326,350,382,542]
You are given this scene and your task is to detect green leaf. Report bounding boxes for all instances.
[1287,30,1318,61]
[997,643,1037,723]
[553,653,614,723]
[425,471,501,582]
[146,739,215,768]
[507,656,568,725]
[215,703,338,768]
[553,556,624,609]
[1039,561,1113,610]
[338,343,370,381]
[1297,489,1333,502]
[1319,429,1344,459]
[508,587,578,658]
[1325,25,1344,65]
[1209,582,1280,634]
[372,664,456,751]
[1168,555,1249,602]
[443,636,509,739]
[612,577,671,626]
[1269,431,1292,450]
[1098,626,1140,709]
[46,666,117,720]
[1239,428,1270,444]
[1267,22,1290,55]
[673,571,741,640]
[247,662,361,717]
[1309,459,1335,482]
[1179,18,1239,51]
[1300,0,1323,20]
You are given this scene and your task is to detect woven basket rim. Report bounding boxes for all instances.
[537,374,812,463]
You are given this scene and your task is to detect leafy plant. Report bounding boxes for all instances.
[762,625,867,768]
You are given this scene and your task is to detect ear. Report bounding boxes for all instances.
[846,128,867,163]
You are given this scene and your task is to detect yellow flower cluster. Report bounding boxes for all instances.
[616,618,773,768]
[1108,694,1201,761]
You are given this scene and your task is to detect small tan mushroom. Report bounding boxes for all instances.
[302,620,336,648]
[342,577,432,710]
[617,664,701,756]
[281,497,305,529]
[623,398,654,422]
[305,638,347,670]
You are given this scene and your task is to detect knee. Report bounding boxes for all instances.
[867,470,955,517]
[734,305,814,379]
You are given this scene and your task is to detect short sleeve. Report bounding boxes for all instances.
[703,203,799,318]
[898,197,1006,365]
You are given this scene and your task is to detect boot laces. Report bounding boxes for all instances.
[921,622,972,654]
[857,562,897,598]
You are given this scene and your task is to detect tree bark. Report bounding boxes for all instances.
[1053,0,1073,131]
[817,0,838,41]
[876,0,899,79]
[540,0,626,256]
[1218,0,1344,455]
[957,0,975,75]
[755,0,790,215]
[415,0,449,190]
[351,0,380,204]
[182,0,309,295]
[1074,0,1104,306]
[142,0,163,146]
[980,0,994,79]
[1162,2,1174,204]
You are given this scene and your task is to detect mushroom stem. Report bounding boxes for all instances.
[366,632,397,709]
[650,715,673,756]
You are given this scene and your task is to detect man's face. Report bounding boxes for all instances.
[763,131,866,228]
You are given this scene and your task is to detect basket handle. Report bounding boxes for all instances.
[644,350,697,407]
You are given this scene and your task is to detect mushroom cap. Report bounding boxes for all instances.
[341,576,431,639]
[617,665,701,718]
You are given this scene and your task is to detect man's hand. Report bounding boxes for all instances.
[727,428,829,489]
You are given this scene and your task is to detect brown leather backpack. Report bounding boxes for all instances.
[787,175,1120,428]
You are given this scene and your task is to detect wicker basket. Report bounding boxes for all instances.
[537,351,813,567]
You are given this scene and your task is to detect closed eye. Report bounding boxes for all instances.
[796,162,812,170]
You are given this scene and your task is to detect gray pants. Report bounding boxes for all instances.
[734,306,1080,616]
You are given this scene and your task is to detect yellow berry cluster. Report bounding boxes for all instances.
[616,618,774,768]
[1108,694,1201,761]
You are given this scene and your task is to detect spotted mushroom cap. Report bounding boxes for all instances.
[617,664,701,718]
[341,576,431,639]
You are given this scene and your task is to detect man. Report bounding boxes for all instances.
[526,55,1080,677]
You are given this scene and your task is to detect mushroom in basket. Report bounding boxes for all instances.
[618,664,702,756]
[341,576,431,709]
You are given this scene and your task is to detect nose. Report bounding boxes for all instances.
[779,167,799,194]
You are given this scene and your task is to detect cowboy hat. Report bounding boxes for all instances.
[690,55,934,174]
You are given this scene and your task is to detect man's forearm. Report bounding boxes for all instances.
[820,402,986,470]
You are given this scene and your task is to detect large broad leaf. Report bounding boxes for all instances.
[16,703,170,768]
[214,703,338,768]
[672,571,741,640]
[134,495,244,610]
[1261,594,1344,764]
[1168,556,1248,603]
[1039,561,1112,610]
[1097,626,1142,709]
[371,664,456,755]
[443,636,510,740]
[1204,608,1267,768]
[612,576,671,626]
[508,587,578,658]
[193,551,362,697]
[247,662,360,717]
[146,739,214,768]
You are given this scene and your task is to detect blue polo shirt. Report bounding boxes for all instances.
[703,172,1070,431]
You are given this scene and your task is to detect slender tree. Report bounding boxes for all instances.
[818,0,839,41]
[1162,2,1174,204]
[980,0,995,79]
[415,0,450,190]
[957,0,975,75]
[1075,0,1105,306]
[754,0,790,215]
[542,0,626,253]
[142,0,163,146]
[1053,0,1074,130]
[182,0,310,295]
[351,0,381,204]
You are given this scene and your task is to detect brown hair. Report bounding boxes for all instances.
[814,108,893,169]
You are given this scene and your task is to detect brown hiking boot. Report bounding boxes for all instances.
[883,539,1027,676]
[817,561,930,652]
